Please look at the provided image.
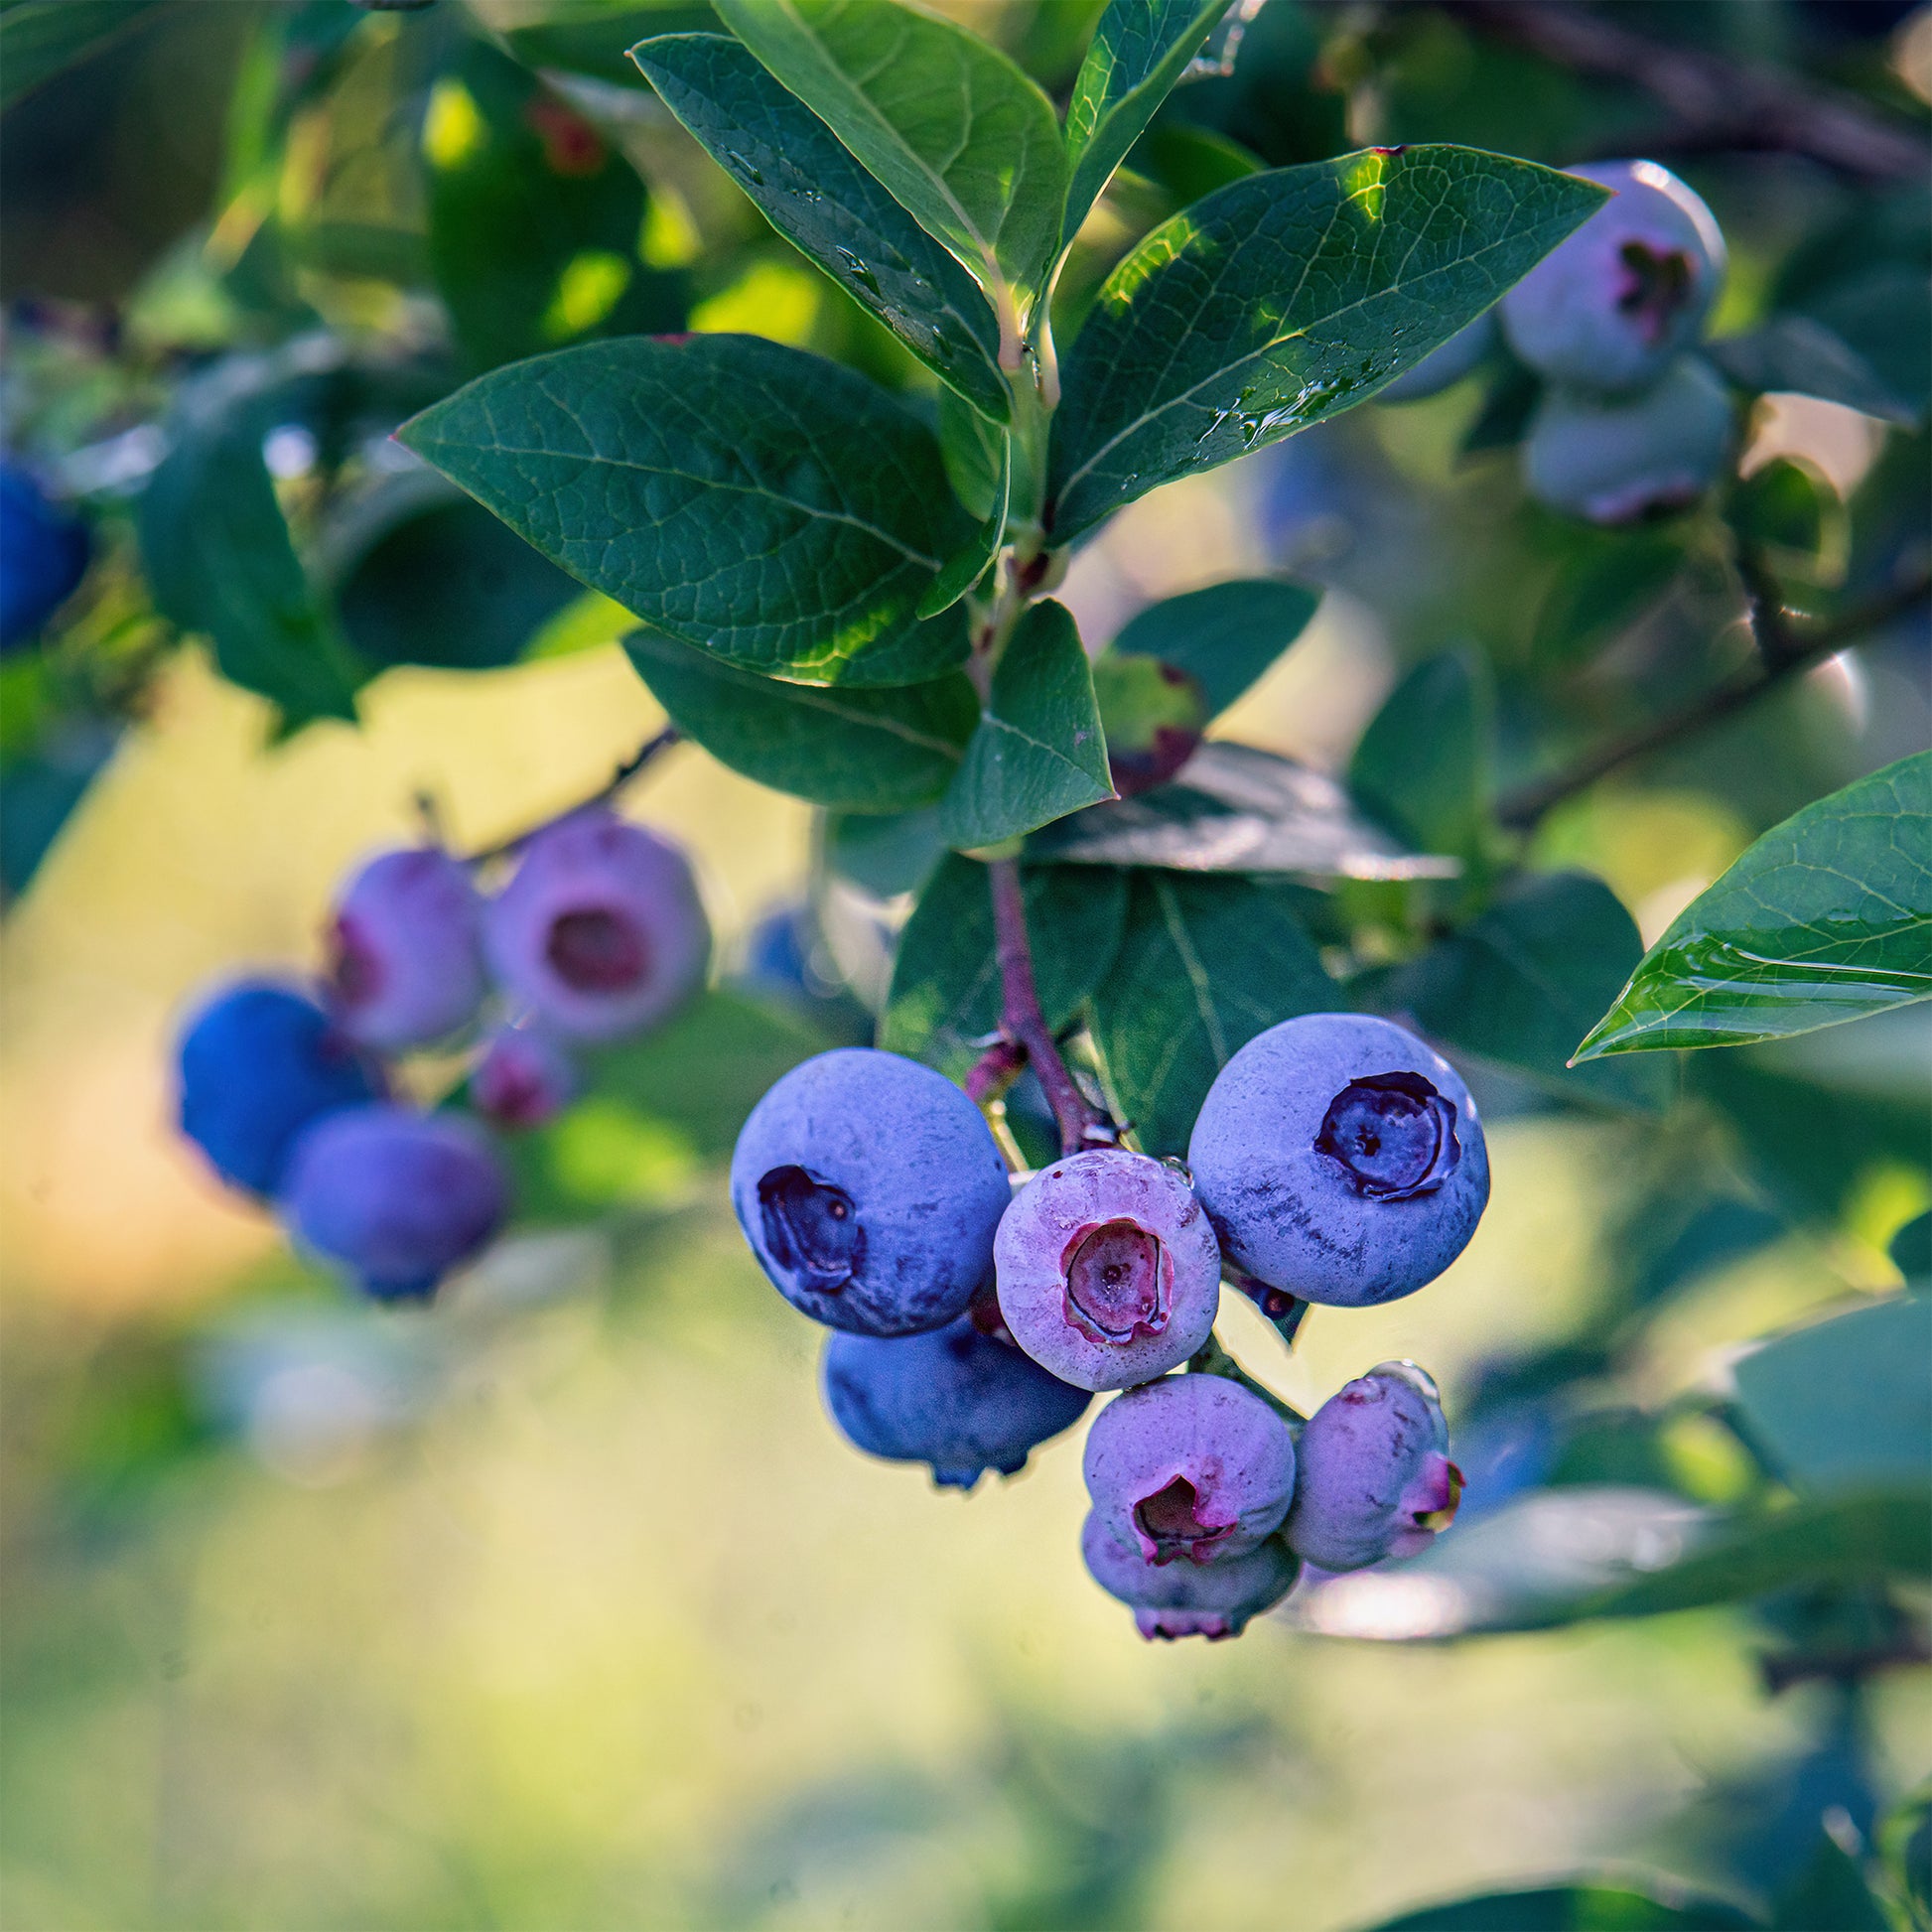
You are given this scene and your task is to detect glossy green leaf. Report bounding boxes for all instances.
[938,601,1114,849]
[623,628,976,811]
[398,334,972,688]
[1110,579,1319,717]
[0,0,166,110]
[1348,650,1490,861]
[1363,1882,1758,1931]
[1062,0,1234,242]
[1708,316,1918,427]
[1575,752,1932,1059]
[629,33,1010,422]
[881,856,1129,1080]
[1048,147,1610,538]
[1089,871,1333,1154]
[917,436,1009,619]
[938,387,1007,521]
[710,0,1066,304]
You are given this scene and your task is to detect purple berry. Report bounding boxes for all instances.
[1083,1372,1298,1567]
[279,1104,507,1302]
[176,980,382,1197]
[0,461,90,654]
[326,846,486,1050]
[731,1047,1013,1335]
[1500,161,1725,395]
[1377,310,1497,404]
[1081,1509,1298,1641]
[1284,1362,1462,1572]
[821,1314,1092,1489]
[1186,1013,1489,1309]
[484,809,708,1039]
[995,1148,1221,1392]
[470,1024,575,1129]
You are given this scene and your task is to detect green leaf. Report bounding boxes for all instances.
[1089,871,1333,1155]
[471,0,715,89]
[0,0,166,110]
[825,807,945,898]
[1381,872,1673,1112]
[1726,457,1846,585]
[710,0,1066,306]
[1361,1882,1758,1931]
[1771,1840,1889,1932]
[1708,317,1919,427]
[623,627,975,810]
[1090,652,1207,797]
[1062,0,1235,242]
[1575,752,1932,1059]
[1110,579,1319,717]
[1731,1294,1932,1495]
[630,33,1011,422]
[1130,120,1266,207]
[917,435,1009,619]
[1531,534,1688,669]
[938,600,1114,849]
[1048,147,1611,538]
[881,856,1129,1079]
[939,387,1007,521]
[1348,650,1490,861]
[1459,358,1542,460]
[398,334,973,687]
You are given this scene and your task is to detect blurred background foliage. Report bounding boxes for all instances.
[1,0,1929,1927]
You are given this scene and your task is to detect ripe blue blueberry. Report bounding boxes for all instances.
[731,1047,1013,1335]
[470,1024,575,1129]
[326,846,486,1050]
[1523,355,1734,525]
[176,980,382,1197]
[1500,160,1725,394]
[1083,1372,1298,1567]
[279,1104,508,1302]
[820,1314,1092,1489]
[1284,1362,1462,1572]
[0,462,90,653]
[1186,1013,1489,1308]
[484,809,709,1039]
[1377,311,1497,404]
[995,1148,1221,1392]
[1080,1509,1298,1641]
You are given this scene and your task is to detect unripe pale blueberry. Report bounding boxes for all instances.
[995,1148,1221,1392]
[326,847,486,1050]
[1080,1509,1298,1641]
[1500,160,1725,394]
[1284,1361,1463,1572]
[1083,1372,1298,1566]
[821,1315,1091,1489]
[177,980,382,1197]
[0,462,90,653]
[731,1047,1012,1335]
[484,809,708,1039]
[279,1104,507,1302]
[1523,355,1734,525]
[470,1024,575,1129]
[1377,310,1497,403]
[1187,1013,1488,1308]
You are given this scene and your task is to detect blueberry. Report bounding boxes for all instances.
[1523,355,1734,525]
[1080,1509,1298,1641]
[1500,161,1725,395]
[1376,311,1497,404]
[995,1148,1221,1392]
[326,846,486,1051]
[279,1104,508,1302]
[1283,1362,1462,1572]
[0,462,90,654]
[177,980,382,1197]
[1186,1013,1489,1308]
[731,1047,1013,1335]
[470,1024,575,1129]
[821,1314,1092,1489]
[1083,1372,1298,1567]
[484,809,708,1039]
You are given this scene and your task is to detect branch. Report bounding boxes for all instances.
[1446,0,1928,182]
[1498,567,1931,831]
[463,726,680,864]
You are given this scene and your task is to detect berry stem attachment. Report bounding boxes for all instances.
[1222,1263,1311,1346]
[1186,1330,1306,1426]
[465,725,681,864]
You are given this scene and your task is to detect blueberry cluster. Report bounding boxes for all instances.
[0,460,91,654]
[175,807,708,1301]
[1385,161,1733,525]
[732,1012,1484,1641]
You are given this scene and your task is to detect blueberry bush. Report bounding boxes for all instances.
[4,0,1929,1924]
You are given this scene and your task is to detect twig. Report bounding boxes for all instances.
[1445,0,1928,182]
[463,726,680,864]
[1498,567,1931,830]
[1186,1330,1308,1425]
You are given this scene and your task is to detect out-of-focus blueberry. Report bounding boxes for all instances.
[1500,161,1725,394]
[0,462,90,654]
[1523,354,1734,524]
[1377,310,1498,403]
[1284,1361,1462,1571]
[470,1024,575,1129]
[821,1315,1091,1489]
[1083,1371,1298,1566]
[1080,1509,1298,1641]
[279,1104,507,1302]
[1187,1013,1489,1308]
[177,980,382,1197]
[326,846,486,1051]
[995,1147,1221,1392]
[731,1047,1012,1335]
[484,809,708,1039]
